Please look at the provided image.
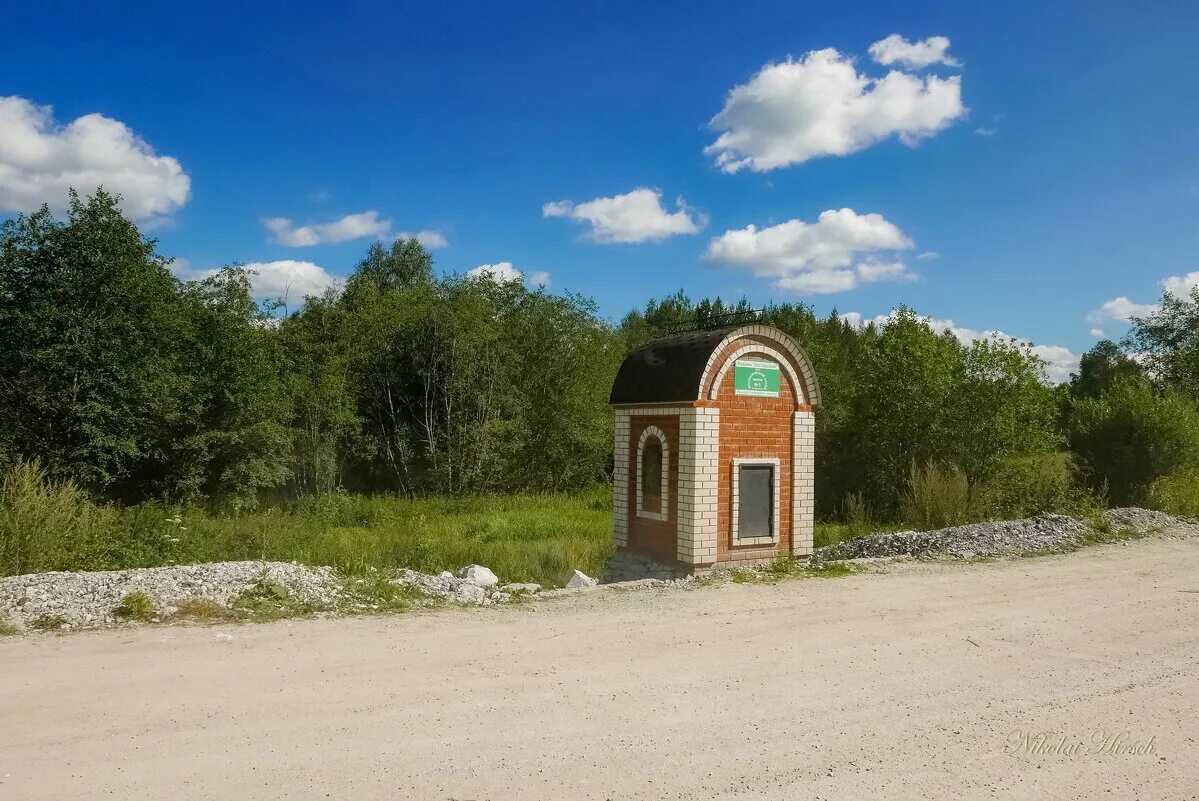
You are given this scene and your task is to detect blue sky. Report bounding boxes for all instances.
[2,1,1198,380]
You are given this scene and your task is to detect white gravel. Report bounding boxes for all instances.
[0,561,342,630]
[817,507,1198,562]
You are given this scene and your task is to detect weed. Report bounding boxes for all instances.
[0,619,20,636]
[728,558,858,585]
[903,462,984,530]
[1078,515,1146,546]
[232,578,323,622]
[116,591,156,622]
[173,598,235,622]
[339,574,433,614]
[30,615,67,631]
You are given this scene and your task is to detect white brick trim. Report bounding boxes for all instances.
[635,424,669,521]
[697,324,822,406]
[791,410,815,556]
[730,457,782,547]
[706,343,805,406]
[676,407,720,565]
[612,409,631,546]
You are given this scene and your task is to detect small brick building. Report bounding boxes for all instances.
[609,324,821,570]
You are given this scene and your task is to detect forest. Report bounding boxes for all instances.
[2,192,1198,581]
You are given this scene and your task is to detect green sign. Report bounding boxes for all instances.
[734,358,781,397]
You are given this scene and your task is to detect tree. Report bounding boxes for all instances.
[1069,339,1144,399]
[1128,286,1199,403]
[1067,378,1199,505]
[0,191,186,496]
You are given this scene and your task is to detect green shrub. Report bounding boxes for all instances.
[981,452,1095,518]
[0,461,118,576]
[1145,470,1199,519]
[116,592,156,622]
[902,461,983,530]
[1067,378,1199,505]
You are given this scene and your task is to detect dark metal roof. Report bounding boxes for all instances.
[609,326,739,405]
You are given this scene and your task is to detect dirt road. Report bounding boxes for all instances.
[2,539,1196,800]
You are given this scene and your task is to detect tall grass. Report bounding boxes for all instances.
[0,462,613,587]
[1145,469,1199,519]
[902,461,983,530]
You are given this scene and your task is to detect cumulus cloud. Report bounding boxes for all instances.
[468,262,523,283]
[543,187,704,243]
[173,258,338,304]
[844,310,1080,384]
[868,34,961,69]
[705,45,965,173]
[1161,271,1199,298]
[263,211,391,247]
[0,95,190,222]
[466,262,552,287]
[396,229,449,249]
[703,208,916,294]
[1087,270,1199,328]
[1086,296,1159,324]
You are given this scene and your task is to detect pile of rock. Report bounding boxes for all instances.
[391,564,527,606]
[0,561,342,630]
[816,508,1197,562]
[389,564,605,605]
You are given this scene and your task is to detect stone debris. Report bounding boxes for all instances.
[566,569,598,589]
[817,508,1197,562]
[392,568,510,606]
[458,564,499,588]
[0,561,341,631]
[501,582,542,594]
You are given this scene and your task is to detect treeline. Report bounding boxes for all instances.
[3,192,1199,520]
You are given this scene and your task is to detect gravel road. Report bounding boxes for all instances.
[2,538,1196,800]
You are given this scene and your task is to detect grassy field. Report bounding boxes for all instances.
[1,462,921,588]
[1,464,614,587]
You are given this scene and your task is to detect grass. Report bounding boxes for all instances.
[0,619,19,636]
[0,462,613,588]
[728,556,860,585]
[814,521,908,550]
[173,598,236,622]
[1077,513,1151,547]
[29,615,67,631]
[116,591,157,621]
[231,579,324,622]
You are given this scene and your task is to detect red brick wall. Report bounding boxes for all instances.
[626,415,680,564]
[711,351,797,563]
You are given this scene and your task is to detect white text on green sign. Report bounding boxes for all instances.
[734,358,781,397]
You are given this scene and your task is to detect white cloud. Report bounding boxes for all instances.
[703,208,916,294]
[543,187,704,243]
[396,229,449,249]
[173,258,337,304]
[466,262,552,287]
[844,309,1080,384]
[1090,328,1105,337]
[974,127,997,137]
[1086,296,1160,324]
[0,95,190,222]
[1162,271,1199,298]
[468,262,523,283]
[1087,270,1199,328]
[868,34,961,69]
[264,211,391,247]
[705,46,966,173]
[916,250,940,260]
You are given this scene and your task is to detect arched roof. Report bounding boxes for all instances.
[609,324,822,407]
